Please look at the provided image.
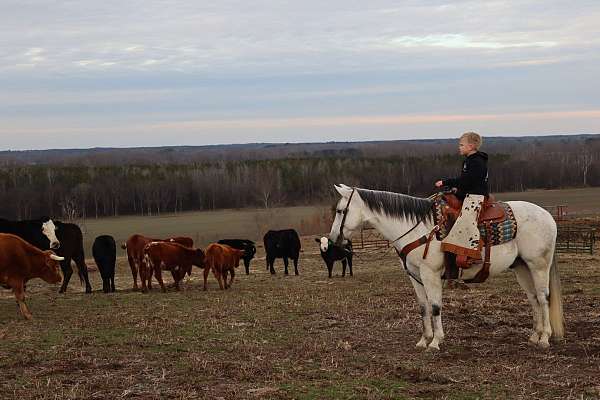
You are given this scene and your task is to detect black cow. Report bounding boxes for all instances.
[93,235,117,293]
[0,217,60,250]
[263,229,301,275]
[315,237,353,278]
[54,222,93,294]
[217,239,256,275]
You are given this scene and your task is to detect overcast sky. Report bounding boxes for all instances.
[1,0,599,150]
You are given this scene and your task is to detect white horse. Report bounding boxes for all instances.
[329,184,564,351]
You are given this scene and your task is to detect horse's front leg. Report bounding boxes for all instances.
[421,268,445,351]
[409,275,433,349]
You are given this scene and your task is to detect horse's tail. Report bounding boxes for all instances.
[549,251,565,340]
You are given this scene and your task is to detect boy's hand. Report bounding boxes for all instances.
[435,180,444,188]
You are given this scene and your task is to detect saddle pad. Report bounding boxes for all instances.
[433,198,517,246]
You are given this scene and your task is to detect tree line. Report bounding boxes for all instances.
[1,135,599,220]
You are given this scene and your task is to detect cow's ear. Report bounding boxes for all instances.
[314,238,320,243]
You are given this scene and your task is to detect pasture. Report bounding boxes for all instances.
[1,235,599,399]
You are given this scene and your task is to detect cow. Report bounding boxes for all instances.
[203,243,245,290]
[0,233,64,319]
[0,217,60,250]
[217,239,256,275]
[263,229,301,275]
[0,218,91,293]
[92,235,117,293]
[122,234,194,290]
[315,237,353,278]
[142,241,205,293]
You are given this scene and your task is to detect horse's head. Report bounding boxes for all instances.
[329,184,364,245]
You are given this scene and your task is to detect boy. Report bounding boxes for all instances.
[435,132,489,272]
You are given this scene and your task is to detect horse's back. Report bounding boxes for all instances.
[507,200,557,258]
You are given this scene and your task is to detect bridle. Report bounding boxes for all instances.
[336,188,356,246]
[336,188,439,286]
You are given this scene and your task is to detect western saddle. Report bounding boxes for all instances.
[440,193,505,283]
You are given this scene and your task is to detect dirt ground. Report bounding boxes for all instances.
[1,236,599,400]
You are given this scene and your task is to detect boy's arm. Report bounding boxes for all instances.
[441,157,486,189]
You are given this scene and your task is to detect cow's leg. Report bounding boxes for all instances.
[222,270,229,289]
[283,257,289,275]
[102,277,110,293]
[74,251,93,294]
[229,268,235,288]
[214,268,225,290]
[110,274,116,292]
[140,262,150,293]
[12,281,32,320]
[293,257,299,275]
[327,261,333,278]
[144,260,153,290]
[129,256,139,290]
[268,257,276,275]
[154,267,167,293]
[59,258,73,293]
[244,259,250,275]
[203,266,211,290]
[348,257,353,277]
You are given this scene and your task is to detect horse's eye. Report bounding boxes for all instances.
[337,210,343,214]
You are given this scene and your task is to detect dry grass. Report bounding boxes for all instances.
[1,234,600,400]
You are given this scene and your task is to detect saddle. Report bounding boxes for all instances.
[441,194,505,226]
[435,193,512,283]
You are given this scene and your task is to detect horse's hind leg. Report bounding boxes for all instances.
[409,277,433,349]
[512,259,543,345]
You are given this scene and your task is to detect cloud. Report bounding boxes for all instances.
[0,1,599,149]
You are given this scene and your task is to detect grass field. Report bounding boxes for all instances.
[3,187,599,399]
[1,234,599,399]
[77,205,330,258]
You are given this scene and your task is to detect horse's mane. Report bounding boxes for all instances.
[356,188,433,223]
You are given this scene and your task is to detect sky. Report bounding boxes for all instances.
[1,0,600,150]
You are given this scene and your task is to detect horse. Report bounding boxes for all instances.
[328,184,564,351]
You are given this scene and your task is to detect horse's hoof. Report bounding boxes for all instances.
[528,333,540,345]
[538,341,550,349]
[426,344,440,352]
[415,338,429,349]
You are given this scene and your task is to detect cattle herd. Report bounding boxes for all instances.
[0,217,354,319]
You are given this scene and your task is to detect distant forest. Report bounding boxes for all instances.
[0,134,599,220]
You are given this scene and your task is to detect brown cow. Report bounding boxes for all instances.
[142,242,205,293]
[203,243,245,290]
[0,233,64,319]
[122,234,194,290]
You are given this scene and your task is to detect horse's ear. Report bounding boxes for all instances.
[340,183,352,190]
[334,184,351,197]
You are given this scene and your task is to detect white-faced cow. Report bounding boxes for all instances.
[0,217,60,250]
[0,218,92,293]
[315,237,353,278]
[0,233,64,319]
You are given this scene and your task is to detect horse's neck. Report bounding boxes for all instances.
[366,210,433,249]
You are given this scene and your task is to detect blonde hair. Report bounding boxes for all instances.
[460,131,482,149]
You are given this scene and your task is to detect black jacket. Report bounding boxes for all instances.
[442,151,489,200]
